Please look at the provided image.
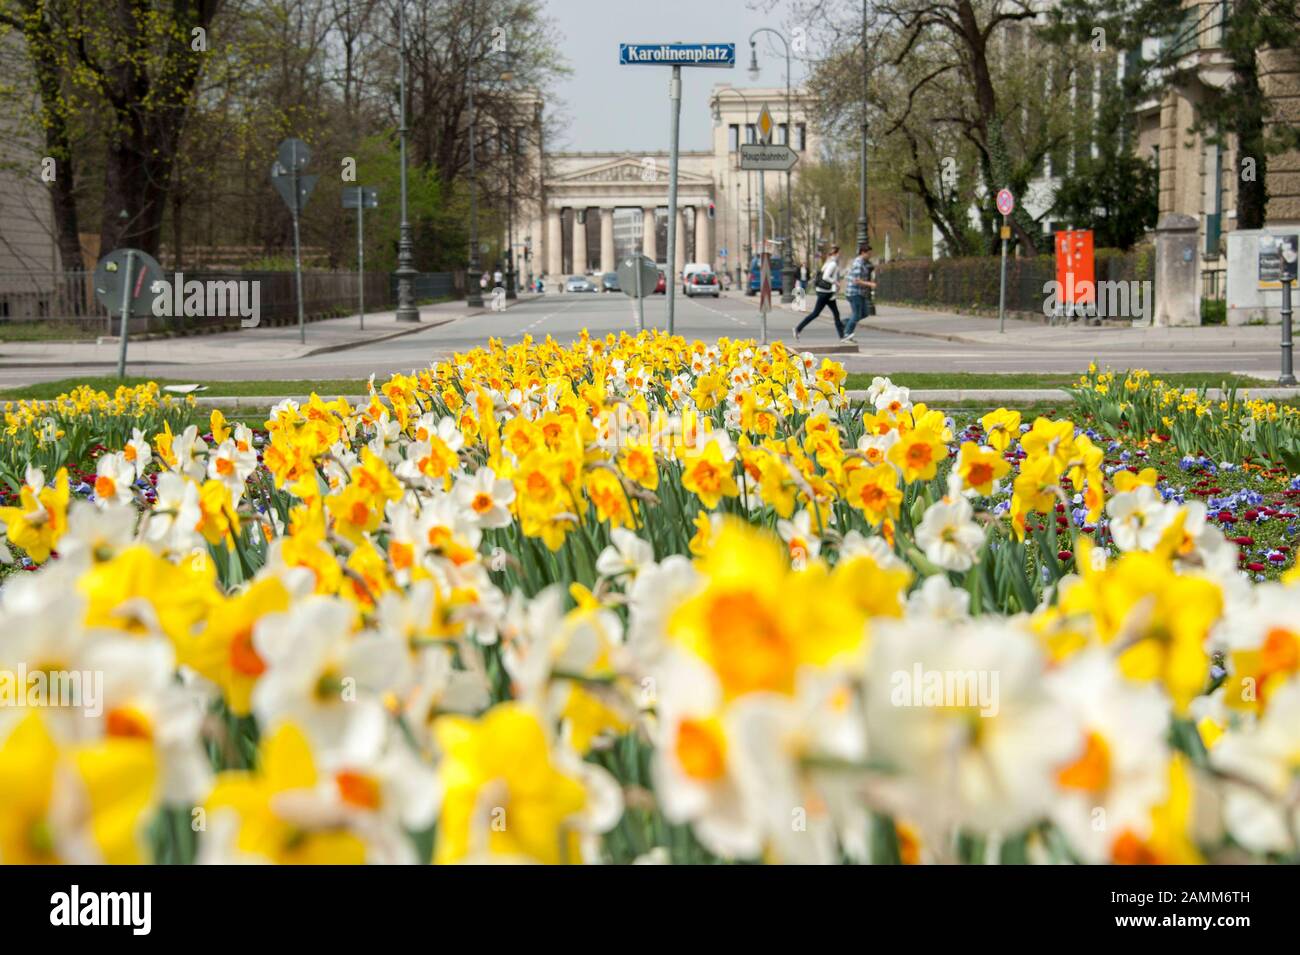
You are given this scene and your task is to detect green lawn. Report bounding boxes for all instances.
[0,321,102,342]
[843,371,1275,392]
[1,377,369,401]
[3,369,1283,405]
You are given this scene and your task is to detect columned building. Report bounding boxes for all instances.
[515,86,818,283]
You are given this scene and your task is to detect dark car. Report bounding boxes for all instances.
[654,270,666,294]
[601,272,621,293]
[746,256,784,296]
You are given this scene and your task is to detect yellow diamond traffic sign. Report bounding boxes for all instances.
[757,103,774,144]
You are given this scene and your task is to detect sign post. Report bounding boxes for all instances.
[620,42,734,336]
[618,253,657,332]
[996,188,1015,333]
[343,186,379,330]
[271,138,318,344]
[93,247,163,378]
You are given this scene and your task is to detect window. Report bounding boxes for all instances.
[745,123,756,144]
[777,123,788,145]
[797,123,806,151]
[728,124,739,152]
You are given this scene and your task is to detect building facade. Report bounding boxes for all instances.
[514,85,820,284]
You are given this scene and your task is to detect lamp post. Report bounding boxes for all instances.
[506,141,517,300]
[394,1,420,322]
[748,28,797,304]
[466,61,484,308]
[856,0,870,252]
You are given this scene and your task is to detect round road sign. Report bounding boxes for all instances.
[93,248,164,318]
[617,254,659,300]
[996,188,1015,216]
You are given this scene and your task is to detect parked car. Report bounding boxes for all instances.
[746,255,784,296]
[684,269,720,298]
[565,275,598,293]
[601,272,621,293]
[654,270,666,294]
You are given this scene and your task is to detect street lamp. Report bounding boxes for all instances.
[394,1,420,323]
[466,62,484,309]
[856,0,870,253]
[748,28,797,304]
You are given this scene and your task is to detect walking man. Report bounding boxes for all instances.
[793,245,843,341]
[841,244,877,343]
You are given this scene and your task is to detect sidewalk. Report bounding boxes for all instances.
[849,303,1284,353]
[0,296,527,369]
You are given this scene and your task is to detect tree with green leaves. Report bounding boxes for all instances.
[1049,0,1300,231]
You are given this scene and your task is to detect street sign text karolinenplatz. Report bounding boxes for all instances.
[619,42,734,334]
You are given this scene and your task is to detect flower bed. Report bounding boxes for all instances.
[0,338,1297,865]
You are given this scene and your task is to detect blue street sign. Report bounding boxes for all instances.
[619,43,735,68]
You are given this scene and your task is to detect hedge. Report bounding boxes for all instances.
[876,246,1155,317]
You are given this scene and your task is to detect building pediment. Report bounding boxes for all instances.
[549,156,713,187]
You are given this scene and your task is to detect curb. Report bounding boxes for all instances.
[847,386,1300,404]
[0,314,471,370]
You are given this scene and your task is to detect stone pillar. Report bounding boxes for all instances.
[699,206,713,269]
[1153,213,1201,327]
[674,207,686,277]
[546,209,563,279]
[1261,47,1300,226]
[600,207,615,274]
[642,207,657,261]
[573,208,588,275]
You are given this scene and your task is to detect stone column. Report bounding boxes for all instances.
[674,207,686,277]
[1262,47,1300,225]
[546,209,563,279]
[572,208,588,275]
[642,207,657,261]
[600,207,616,273]
[1153,213,1201,327]
[699,206,713,269]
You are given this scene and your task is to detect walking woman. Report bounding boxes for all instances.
[793,245,843,341]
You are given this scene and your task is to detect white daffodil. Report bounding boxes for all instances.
[453,466,516,529]
[207,438,258,500]
[907,573,971,621]
[776,510,822,568]
[1106,485,1172,552]
[865,617,1080,839]
[915,496,984,571]
[77,637,214,806]
[651,651,764,860]
[144,472,203,553]
[1209,676,1300,854]
[252,596,407,765]
[171,425,208,482]
[1046,650,1171,864]
[58,500,137,562]
[123,428,152,481]
[92,452,136,508]
[595,527,655,580]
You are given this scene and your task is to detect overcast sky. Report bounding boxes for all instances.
[542,0,809,152]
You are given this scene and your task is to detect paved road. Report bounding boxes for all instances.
[2,292,1291,385]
